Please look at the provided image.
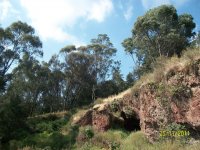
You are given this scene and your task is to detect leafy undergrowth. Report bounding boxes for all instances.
[7,111,79,150]
[5,48,200,149]
[74,127,200,150]
[6,110,200,150]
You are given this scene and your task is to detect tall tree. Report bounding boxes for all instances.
[8,53,45,115]
[0,21,42,92]
[122,5,196,77]
[43,55,67,111]
[126,72,136,87]
[88,34,117,101]
[60,34,118,105]
[60,48,95,107]
[112,66,126,93]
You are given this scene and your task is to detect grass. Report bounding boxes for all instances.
[120,131,149,150]
[17,127,200,150]
[7,47,200,149]
[134,48,200,87]
[5,110,80,150]
[75,129,200,150]
[28,111,68,119]
[102,88,132,103]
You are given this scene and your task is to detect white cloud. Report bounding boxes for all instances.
[19,0,113,43]
[141,0,189,9]
[124,6,133,21]
[0,0,12,21]
[0,0,21,24]
[117,0,133,21]
[87,0,113,22]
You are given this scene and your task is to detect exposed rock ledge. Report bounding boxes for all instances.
[72,58,200,142]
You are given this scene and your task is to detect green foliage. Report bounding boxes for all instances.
[110,99,121,112]
[109,141,120,150]
[96,80,118,98]
[84,126,94,139]
[47,132,70,150]
[155,82,192,107]
[122,106,135,119]
[11,112,79,150]
[28,117,67,134]
[126,72,136,87]
[96,65,128,97]
[0,21,42,92]
[123,5,196,77]
[60,45,76,53]
[0,7,199,149]
[35,122,53,133]
[150,83,173,116]
[171,85,192,100]
[60,34,119,106]
[112,67,127,93]
[20,131,70,150]
[0,95,28,143]
[93,130,127,150]
[74,130,200,150]
[78,126,94,141]
[120,131,149,150]
[166,123,186,131]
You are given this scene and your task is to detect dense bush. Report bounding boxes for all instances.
[110,99,121,112]
[0,95,28,143]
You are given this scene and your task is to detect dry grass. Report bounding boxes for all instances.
[28,111,68,119]
[135,48,200,88]
[90,48,200,109]
[102,88,132,103]
[71,108,91,125]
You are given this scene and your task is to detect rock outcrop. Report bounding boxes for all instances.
[73,56,200,142]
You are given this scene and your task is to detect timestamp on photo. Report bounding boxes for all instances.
[159,130,190,137]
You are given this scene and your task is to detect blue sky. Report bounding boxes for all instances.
[0,0,200,78]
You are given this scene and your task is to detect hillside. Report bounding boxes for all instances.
[72,47,200,148]
[1,3,200,150]
[1,48,200,150]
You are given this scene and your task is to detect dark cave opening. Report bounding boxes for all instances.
[121,111,141,131]
[180,123,200,139]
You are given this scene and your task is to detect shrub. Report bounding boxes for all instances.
[84,126,94,139]
[76,126,94,146]
[36,122,53,133]
[171,85,192,100]
[120,131,149,150]
[110,99,121,112]
[91,130,127,150]
[122,106,135,119]
[166,123,186,131]
[47,132,69,150]
[0,95,28,143]
[21,132,69,150]
[44,114,58,121]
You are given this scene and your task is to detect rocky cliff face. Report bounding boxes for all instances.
[73,55,200,142]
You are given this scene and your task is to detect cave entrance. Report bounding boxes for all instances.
[121,111,141,131]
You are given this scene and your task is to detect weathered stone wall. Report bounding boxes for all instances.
[73,59,200,142]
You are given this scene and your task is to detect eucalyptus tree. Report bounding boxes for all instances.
[122,5,196,77]
[60,34,118,105]
[0,21,42,92]
[88,34,117,101]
